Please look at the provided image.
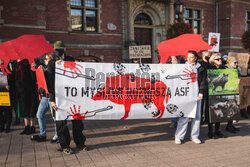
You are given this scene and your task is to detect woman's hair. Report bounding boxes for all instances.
[45,52,54,61]
[188,50,199,63]
[209,52,221,64]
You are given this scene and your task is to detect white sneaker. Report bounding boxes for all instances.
[175,139,181,145]
[191,138,201,144]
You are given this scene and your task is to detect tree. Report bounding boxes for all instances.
[166,21,193,39]
[241,29,250,51]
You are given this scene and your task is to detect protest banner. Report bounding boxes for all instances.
[55,62,199,120]
[208,32,220,52]
[228,52,250,76]
[239,77,250,109]
[208,69,240,123]
[0,72,10,106]
[129,45,151,59]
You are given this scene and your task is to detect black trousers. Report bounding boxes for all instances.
[208,122,220,133]
[56,120,86,149]
[0,107,12,128]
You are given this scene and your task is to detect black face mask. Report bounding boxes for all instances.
[205,57,210,61]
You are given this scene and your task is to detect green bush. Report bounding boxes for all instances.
[166,21,193,39]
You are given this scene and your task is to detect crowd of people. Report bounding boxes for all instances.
[0,42,250,153]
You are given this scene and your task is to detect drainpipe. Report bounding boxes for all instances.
[216,2,218,33]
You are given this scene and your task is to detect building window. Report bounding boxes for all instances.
[134,13,152,25]
[70,0,98,32]
[247,11,250,30]
[185,8,201,34]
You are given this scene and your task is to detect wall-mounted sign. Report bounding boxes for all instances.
[107,23,117,31]
[208,32,220,52]
[129,45,151,59]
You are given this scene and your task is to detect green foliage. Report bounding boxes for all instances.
[208,69,239,96]
[166,21,193,39]
[241,29,250,50]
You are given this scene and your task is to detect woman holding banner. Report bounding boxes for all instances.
[175,51,206,144]
[207,53,225,138]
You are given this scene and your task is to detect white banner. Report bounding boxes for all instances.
[55,62,198,120]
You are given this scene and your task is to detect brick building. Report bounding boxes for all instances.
[0,0,249,63]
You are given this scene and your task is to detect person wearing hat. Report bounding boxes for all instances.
[221,55,228,68]
[54,41,66,60]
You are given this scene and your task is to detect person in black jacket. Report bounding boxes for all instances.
[15,59,39,135]
[175,51,206,144]
[31,53,58,142]
[50,52,87,154]
[207,53,226,138]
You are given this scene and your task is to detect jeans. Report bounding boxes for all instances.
[36,97,57,137]
[175,100,201,140]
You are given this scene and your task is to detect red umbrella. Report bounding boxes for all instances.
[158,34,212,63]
[0,35,54,74]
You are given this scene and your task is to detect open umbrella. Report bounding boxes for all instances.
[0,35,54,74]
[158,34,212,63]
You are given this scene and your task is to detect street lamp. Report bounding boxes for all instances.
[174,0,184,22]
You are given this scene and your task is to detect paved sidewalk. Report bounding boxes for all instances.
[1,114,250,167]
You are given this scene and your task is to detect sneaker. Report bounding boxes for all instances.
[175,139,181,145]
[225,125,237,133]
[77,144,88,151]
[191,138,201,144]
[232,125,240,131]
[26,126,36,135]
[31,135,47,142]
[62,148,73,154]
[214,131,226,138]
[20,126,30,135]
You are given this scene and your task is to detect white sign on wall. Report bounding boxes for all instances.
[129,45,151,59]
[208,32,220,52]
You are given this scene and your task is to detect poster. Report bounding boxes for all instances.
[0,72,10,106]
[239,77,250,109]
[129,45,151,59]
[55,62,199,120]
[208,69,240,123]
[209,95,241,123]
[208,32,220,52]
[228,52,250,76]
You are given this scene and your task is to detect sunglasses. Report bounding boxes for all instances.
[234,62,238,64]
[215,58,222,61]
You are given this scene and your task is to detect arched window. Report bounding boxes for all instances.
[134,13,152,25]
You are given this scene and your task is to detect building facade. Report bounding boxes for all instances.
[0,0,249,63]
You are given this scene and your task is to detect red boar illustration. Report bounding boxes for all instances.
[92,74,170,120]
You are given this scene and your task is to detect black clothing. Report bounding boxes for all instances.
[15,60,39,118]
[44,60,56,102]
[0,106,12,131]
[56,120,86,149]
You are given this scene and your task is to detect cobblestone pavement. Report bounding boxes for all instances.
[1,114,250,167]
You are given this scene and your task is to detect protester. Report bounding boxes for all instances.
[224,57,241,133]
[31,53,58,142]
[51,47,87,154]
[207,53,225,138]
[222,54,228,67]
[174,51,205,144]
[0,60,12,133]
[166,56,185,128]
[15,59,39,135]
[199,51,211,124]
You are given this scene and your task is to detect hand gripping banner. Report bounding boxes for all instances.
[55,62,199,120]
